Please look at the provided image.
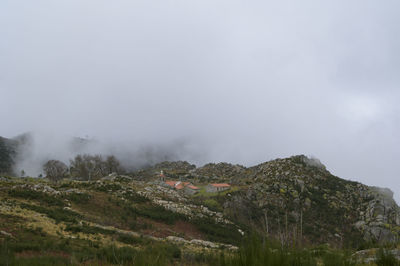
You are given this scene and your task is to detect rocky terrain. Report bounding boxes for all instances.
[0,154,399,265]
[137,155,400,247]
[229,155,400,246]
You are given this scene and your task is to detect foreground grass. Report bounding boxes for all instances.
[0,235,183,266]
[1,179,399,265]
[2,232,398,265]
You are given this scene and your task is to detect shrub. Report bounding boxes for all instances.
[64,192,91,204]
[124,191,149,203]
[134,205,186,225]
[117,234,145,245]
[95,183,122,192]
[193,218,242,245]
[8,189,64,206]
[20,203,81,224]
[204,199,222,212]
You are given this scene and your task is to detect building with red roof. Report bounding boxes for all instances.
[165,180,190,190]
[165,180,200,195]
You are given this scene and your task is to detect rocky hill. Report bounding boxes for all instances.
[0,155,399,264]
[227,155,400,246]
[142,155,400,247]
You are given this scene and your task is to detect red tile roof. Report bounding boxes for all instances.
[210,183,230,188]
[165,181,191,190]
[187,185,199,190]
[165,181,177,187]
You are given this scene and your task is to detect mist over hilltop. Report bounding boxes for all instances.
[1,0,400,203]
[5,132,207,177]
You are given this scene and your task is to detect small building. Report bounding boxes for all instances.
[184,185,200,195]
[206,183,231,193]
[165,180,190,190]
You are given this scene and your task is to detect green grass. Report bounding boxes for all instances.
[376,247,400,266]
[192,217,243,245]
[0,233,183,266]
[204,199,223,212]
[134,205,186,225]
[19,203,81,224]
[63,192,91,204]
[94,183,122,192]
[64,223,115,235]
[116,233,146,245]
[193,186,239,198]
[210,235,357,266]
[123,191,149,203]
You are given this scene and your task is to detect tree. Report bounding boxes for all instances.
[104,155,121,174]
[93,155,107,177]
[70,154,94,180]
[43,160,68,183]
[69,154,116,181]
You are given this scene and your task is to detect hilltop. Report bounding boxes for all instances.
[137,155,400,246]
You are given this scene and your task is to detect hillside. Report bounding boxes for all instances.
[0,155,399,265]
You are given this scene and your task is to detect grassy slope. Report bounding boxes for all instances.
[0,177,399,265]
[0,178,242,265]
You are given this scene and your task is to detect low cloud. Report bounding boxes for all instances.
[1,0,399,202]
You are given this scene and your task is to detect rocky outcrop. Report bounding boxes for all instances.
[193,163,246,183]
[138,184,233,224]
[132,155,399,245]
[352,248,400,264]
[355,187,400,242]
[221,155,400,245]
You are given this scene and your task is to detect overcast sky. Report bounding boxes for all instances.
[1,0,399,202]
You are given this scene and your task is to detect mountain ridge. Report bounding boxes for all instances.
[0,133,399,247]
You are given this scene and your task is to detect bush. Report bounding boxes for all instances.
[204,199,222,212]
[134,205,186,225]
[193,218,242,245]
[95,183,122,192]
[124,191,149,203]
[20,203,81,224]
[8,189,64,206]
[64,192,91,204]
[117,234,145,245]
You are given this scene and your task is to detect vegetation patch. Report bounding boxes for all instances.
[203,199,222,212]
[116,233,146,245]
[95,183,122,192]
[64,223,115,235]
[192,218,242,245]
[123,191,149,203]
[8,189,64,207]
[19,203,81,224]
[63,192,92,204]
[134,205,186,225]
